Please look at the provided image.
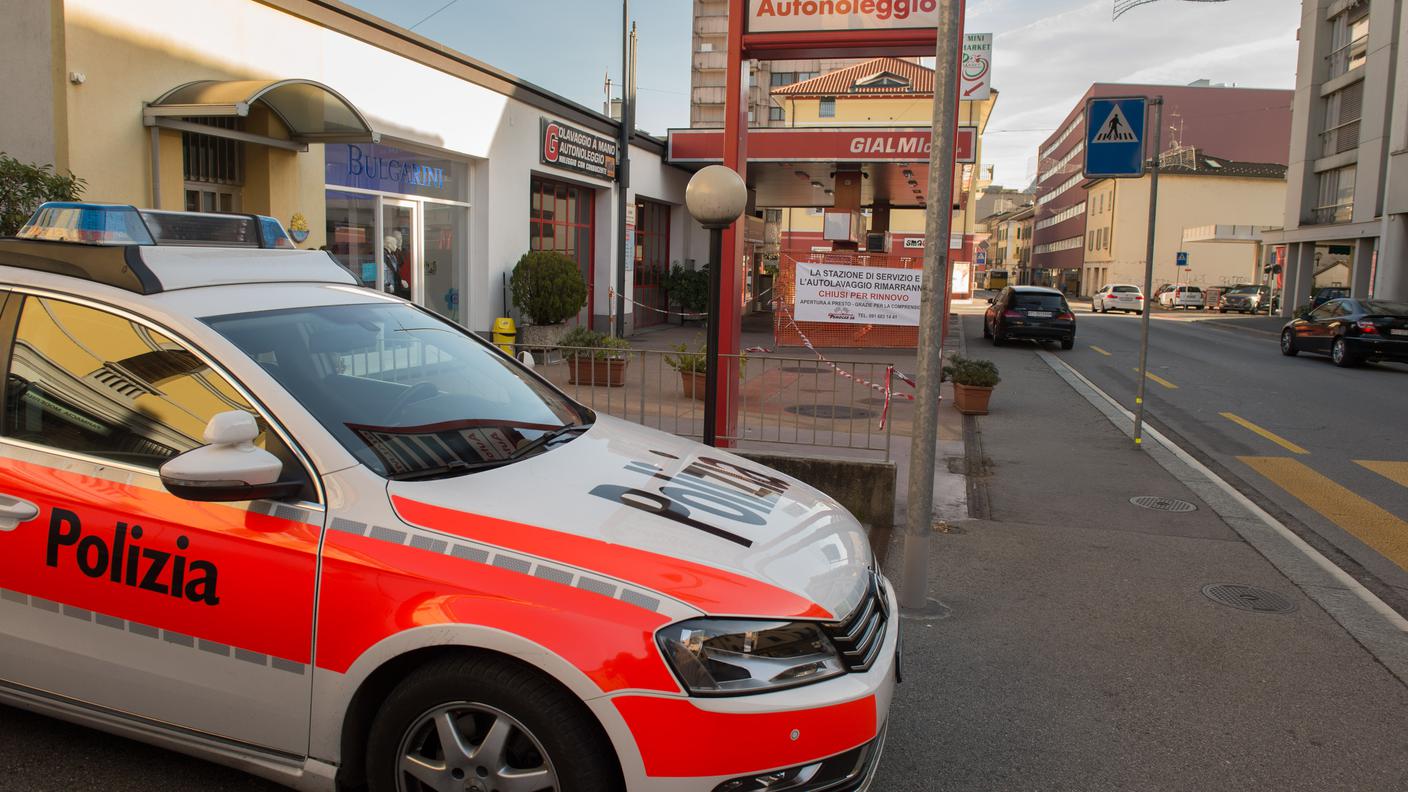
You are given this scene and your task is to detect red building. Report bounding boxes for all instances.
[1031,82,1292,292]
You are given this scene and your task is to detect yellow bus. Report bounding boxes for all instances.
[986,269,1009,290]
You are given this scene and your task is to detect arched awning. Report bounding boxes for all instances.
[143,79,380,149]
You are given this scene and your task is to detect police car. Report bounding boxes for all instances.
[0,203,897,791]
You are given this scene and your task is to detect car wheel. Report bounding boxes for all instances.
[1331,337,1359,368]
[1280,329,1298,357]
[992,329,1006,346]
[1219,308,1227,314]
[1061,337,1075,350]
[366,656,619,792]
[983,319,992,339]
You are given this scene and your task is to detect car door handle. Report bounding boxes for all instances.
[0,494,39,531]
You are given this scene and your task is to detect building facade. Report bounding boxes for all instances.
[689,0,892,128]
[986,203,1035,284]
[1083,148,1287,292]
[2,0,706,335]
[1265,0,1408,310]
[1032,82,1293,293]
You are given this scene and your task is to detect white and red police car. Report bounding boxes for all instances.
[0,203,897,791]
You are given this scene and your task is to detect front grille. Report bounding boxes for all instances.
[822,574,888,673]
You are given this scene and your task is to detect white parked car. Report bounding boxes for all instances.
[1159,285,1206,310]
[0,203,897,792]
[1091,284,1146,314]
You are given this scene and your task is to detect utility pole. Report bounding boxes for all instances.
[614,3,634,337]
[1133,97,1163,447]
[901,0,965,612]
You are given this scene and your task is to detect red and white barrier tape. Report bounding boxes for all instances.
[778,307,917,417]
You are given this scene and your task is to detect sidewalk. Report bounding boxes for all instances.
[873,311,1408,791]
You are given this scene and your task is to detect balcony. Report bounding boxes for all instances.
[693,51,726,71]
[1322,119,1361,157]
[1310,203,1354,225]
[1327,34,1368,80]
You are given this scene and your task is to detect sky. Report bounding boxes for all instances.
[343,0,1301,187]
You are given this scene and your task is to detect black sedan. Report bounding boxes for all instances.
[985,286,1076,350]
[1280,298,1408,367]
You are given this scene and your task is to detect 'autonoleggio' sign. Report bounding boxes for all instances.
[748,0,940,33]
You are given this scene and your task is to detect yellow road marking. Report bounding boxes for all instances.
[1357,461,1408,489]
[1239,456,1408,571]
[1133,368,1178,389]
[1091,345,1112,356]
[1221,412,1309,455]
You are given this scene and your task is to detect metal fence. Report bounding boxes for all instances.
[514,344,904,459]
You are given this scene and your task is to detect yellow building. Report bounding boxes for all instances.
[1082,148,1287,292]
[764,57,998,259]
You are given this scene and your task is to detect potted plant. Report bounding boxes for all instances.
[665,342,708,400]
[559,326,630,387]
[943,354,1000,415]
[665,340,747,400]
[665,263,709,324]
[510,250,588,348]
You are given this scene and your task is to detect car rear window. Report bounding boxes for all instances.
[1182,287,1202,293]
[1229,286,1258,294]
[1013,293,1067,311]
[1112,286,1139,293]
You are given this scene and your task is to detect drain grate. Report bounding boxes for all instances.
[1130,496,1198,513]
[1201,584,1297,614]
[785,404,874,420]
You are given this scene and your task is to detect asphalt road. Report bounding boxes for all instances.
[976,297,1408,609]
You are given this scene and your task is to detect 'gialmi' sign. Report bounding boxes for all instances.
[747,0,941,33]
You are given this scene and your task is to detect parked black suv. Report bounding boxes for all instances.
[984,286,1076,350]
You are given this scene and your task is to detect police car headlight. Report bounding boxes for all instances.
[657,619,845,695]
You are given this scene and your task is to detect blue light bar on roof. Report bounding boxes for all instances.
[17,203,156,245]
[16,202,296,249]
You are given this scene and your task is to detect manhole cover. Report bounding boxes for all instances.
[785,404,874,419]
[780,366,830,374]
[1201,584,1297,614]
[1130,496,1198,513]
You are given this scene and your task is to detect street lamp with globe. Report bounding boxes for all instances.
[684,165,748,446]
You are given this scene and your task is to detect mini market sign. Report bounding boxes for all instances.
[747,0,941,33]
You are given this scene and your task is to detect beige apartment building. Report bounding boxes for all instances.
[1083,148,1288,292]
[1264,0,1408,310]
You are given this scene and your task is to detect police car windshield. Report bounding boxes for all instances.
[204,302,586,479]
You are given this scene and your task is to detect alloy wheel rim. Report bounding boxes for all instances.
[396,702,558,792]
[1333,339,1344,363]
[1282,332,1292,352]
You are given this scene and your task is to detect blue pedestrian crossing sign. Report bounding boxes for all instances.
[1084,97,1147,178]
[1176,251,1189,267]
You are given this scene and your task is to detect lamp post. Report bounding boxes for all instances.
[685,165,748,447]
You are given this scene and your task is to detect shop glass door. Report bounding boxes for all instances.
[422,201,466,324]
[633,200,670,328]
[530,177,595,328]
[382,199,418,301]
[326,190,378,288]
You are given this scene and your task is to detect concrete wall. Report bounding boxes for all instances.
[0,0,64,169]
[738,452,896,532]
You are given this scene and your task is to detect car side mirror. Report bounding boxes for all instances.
[160,411,301,502]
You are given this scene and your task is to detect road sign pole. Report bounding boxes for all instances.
[1133,97,1163,448]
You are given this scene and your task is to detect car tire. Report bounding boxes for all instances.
[366,655,619,792]
[983,319,992,339]
[1219,308,1227,314]
[1331,337,1359,368]
[1061,338,1075,350]
[1280,329,1298,357]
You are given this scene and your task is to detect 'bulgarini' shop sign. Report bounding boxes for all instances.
[794,262,922,326]
[747,0,940,33]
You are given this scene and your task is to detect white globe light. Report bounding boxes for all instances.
[686,165,748,229]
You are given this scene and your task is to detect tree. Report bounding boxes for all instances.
[0,154,86,236]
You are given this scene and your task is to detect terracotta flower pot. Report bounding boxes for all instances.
[568,357,627,387]
[680,370,707,400]
[953,382,994,415]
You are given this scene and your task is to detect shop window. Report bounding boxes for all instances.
[529,176,595,326]
[819,97,836,118]
[769,106,785,122]
[633,200,671,329]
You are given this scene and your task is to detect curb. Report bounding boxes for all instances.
[1036,350,1408,687]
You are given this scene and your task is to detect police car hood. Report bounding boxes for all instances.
[387,416,873,621]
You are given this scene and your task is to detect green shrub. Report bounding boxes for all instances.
[0,154,85,236]
[666,264,709,316]
[510,250,587,325]
[558,326,630,360]
[942,354,1000,388]
[665,342,707,374]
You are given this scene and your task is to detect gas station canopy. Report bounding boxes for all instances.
[667,126,976,209]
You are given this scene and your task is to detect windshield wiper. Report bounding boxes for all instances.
[385,424,591,482]
[509,422,592,461]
